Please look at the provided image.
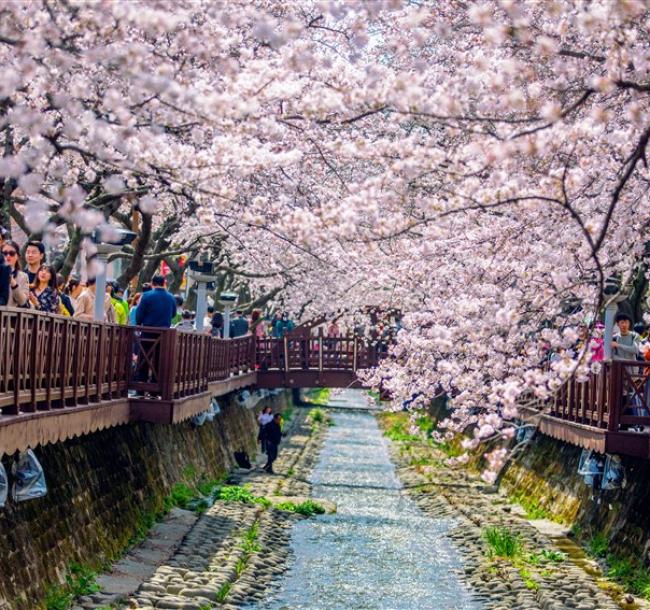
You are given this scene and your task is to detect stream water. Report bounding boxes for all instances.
[248,390,480,610]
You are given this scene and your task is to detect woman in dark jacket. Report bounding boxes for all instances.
[28,265,59,313]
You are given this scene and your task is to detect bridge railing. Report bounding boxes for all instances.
[550,359,650,431]
[132,329,255,400]
[0,305,385,420]
[0,307,132,416]
[255,335,386,371]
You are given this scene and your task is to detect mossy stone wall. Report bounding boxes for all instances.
[0,391,291,610]
[501,431,650,562]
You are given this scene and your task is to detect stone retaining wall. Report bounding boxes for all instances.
[501,431,650,562]
[0,391,292,610]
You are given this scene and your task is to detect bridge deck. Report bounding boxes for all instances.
[0,308,380,453]
[3,307,650,459]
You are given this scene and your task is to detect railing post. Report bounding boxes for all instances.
[250,335,256,372]
[607,360,622,432]
[318,328,323,373]
[11,312,23,414]
[283,336,289,372]
[159,329,178,401]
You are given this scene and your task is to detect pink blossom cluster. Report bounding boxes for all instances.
[1,1,649,479]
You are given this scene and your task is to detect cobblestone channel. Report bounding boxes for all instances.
[247,390,478,610]
[75,409,325,610]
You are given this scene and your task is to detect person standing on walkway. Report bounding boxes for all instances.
[73,278,116,322]
[2,240,28,307]
[210,310,224,337]
[135,275,177,386]
[612,313,640,360]
[263,413,283,474]
[135,275,177,328]
[110,283,129,324]
[28,265,59,313]
[56,274,75,316]
[230,310,249,337]
[0,243,9,307]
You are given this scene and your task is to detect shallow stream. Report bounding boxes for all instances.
[247,390,480,610]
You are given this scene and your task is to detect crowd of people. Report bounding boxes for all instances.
[171,306,297,339]
[574,312,650,364]
[0,230,299,339]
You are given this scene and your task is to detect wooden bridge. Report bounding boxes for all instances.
[0,308,384,454]
[3,306,650,460]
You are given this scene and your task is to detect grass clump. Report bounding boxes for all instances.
[483,526,523,559]
[215,582,231,602]
[275,499,326,517]
[217,484,272,508]
[168,483,195,509]
[307,388,331,405]
[594,554,650,600]
[509,492,557,522]
[587,532,609,558]
[308,407,326,424]
[384,421,420,442]
[44,563,101,610]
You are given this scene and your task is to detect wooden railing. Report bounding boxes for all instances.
[550,359,650,431]
[0,307,387,421]
[0,307,132,416]
[255,335,385,372]
[131,329,256,401]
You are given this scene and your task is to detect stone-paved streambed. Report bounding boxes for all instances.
[380,412,628,610]
[73,408,329,610]
[246,389,479,610]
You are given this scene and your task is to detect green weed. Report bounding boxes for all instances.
[44,563,101,610]
[483,526,523,559]
[519,567,539,591]
[606,556,650,599]
[509,492,553,521]
[169,483,195,509]
[216,485,271,507]
[307,388,331,404]
[308,407,326,424]
[384,422,420,442]
[275,500,326,517]
[215,582,231,602]
[587,532,609,558]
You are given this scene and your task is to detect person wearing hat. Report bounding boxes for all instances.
[612,312,640,360]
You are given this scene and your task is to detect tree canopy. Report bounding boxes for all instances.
[1,0,649,478]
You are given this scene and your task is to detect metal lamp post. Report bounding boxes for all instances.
[218,292,237,338]
[187,258,218,332]
[91,228,136,321]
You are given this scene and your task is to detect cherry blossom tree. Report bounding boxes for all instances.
[1,0,649,478]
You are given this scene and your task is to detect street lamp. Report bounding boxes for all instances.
[91,227,136,321]
[188,258,218,332]
[602,276,628,361]
[218,292,237,338]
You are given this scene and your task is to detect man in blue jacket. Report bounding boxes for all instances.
[135,275,177,387]
[136,275,176,327]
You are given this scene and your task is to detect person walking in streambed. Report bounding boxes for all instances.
[263,413,283,474]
